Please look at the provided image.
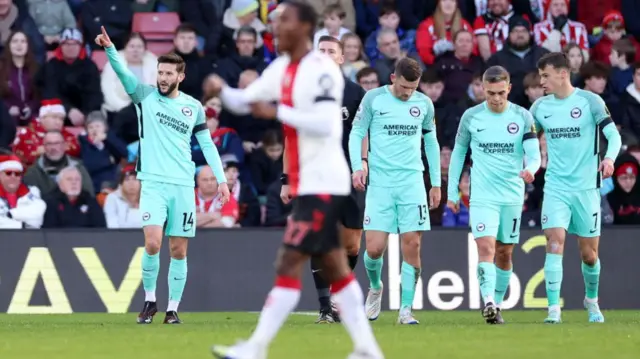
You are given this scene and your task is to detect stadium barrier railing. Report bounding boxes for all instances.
[0,228,637,313]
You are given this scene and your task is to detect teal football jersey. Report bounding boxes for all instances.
[106,46,207,187]
[531,88,611,192]
[349,86,436,187]
[455,102,537,205]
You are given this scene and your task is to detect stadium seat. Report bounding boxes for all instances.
[132,12,180,41]
[147,41,175,56]
[91,50,107,71]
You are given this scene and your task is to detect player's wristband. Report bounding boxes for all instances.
[280,173,289,185]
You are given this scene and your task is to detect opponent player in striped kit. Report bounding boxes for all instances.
[209,2,383,358]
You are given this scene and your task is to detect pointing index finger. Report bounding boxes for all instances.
[101,26,107,37]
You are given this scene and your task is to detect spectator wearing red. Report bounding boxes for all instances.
[416,0,472,66]
[13,98,80,166]
[0,154,46,229]
[41,165,105,228]
[0,30,40,126]
[222,155,260,227]
[103,164,141,229]
[434,29,485,104]
[607,153,640,225]
[195,165,239,228]
[36,28,103,126]
[591,11,640,65]
[474,0,522,60]
[572,0,621,34]
[533,0,589,57]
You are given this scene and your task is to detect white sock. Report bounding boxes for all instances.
[483,295,495,305]
[145,290,156,302]
[248,277,301,347]
[332,274,382,355]
[549,304,561,312]
[167,300,179,312]
[584,297,598,304]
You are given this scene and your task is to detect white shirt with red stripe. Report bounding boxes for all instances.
[533,19,589,51]
[220,51,350,197]
[473,8,519,53]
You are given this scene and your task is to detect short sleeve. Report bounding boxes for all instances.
[422,97,436,132]
[130,84,155,104]
[455,110,472,147]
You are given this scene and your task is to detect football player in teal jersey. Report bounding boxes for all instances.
[532,52,622,324]
[448,66,541,324]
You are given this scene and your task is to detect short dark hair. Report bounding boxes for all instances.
[262,130,283,147]
[356,67,378,81]
[580,61,609,80]
[323,4,345,19]
[612,38,636,64]
[537,52,571,71]
[158,53,186,73]
[523,72,541,89]
[237,26,258,41]
[483,65,510,83]
[175,23,197,36]
[420,68,442,85]
[453,29,472,43]
[286,1,318,37]
[379,4,399,17]
[471,71,483,82]
[632,61,640,73]
[394,57,422,82]
[318,35,343,52]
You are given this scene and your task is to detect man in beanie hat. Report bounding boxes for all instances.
[487,15,549,107]
[0,153,46,229]
[533,0,589,56]
[38,28,103,126]
[13,98,80,166]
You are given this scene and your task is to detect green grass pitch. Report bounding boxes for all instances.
[1,310,639,359]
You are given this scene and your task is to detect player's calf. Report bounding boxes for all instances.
[494,243,514,320]
[397,232,421,323]
[138,225,163,324]
[578,236,603,323]
[543,228,566,323]
[475,236,497,311]
[341,227,362,270]
[363,231,387,320]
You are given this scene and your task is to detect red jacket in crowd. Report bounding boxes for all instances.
[12,121,81,166]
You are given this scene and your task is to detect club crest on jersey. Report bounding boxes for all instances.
[409,106,421,117]
[507,122,519,134]
[476,223,485,232]
[182,107,193,117]
[342,106,349,121]
[570,107,582,119]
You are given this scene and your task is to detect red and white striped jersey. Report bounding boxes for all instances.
[473,8,519,53]
[222,51,350,197]
[533,19,589,50]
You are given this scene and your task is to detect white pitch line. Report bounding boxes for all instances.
[248,311,317,316]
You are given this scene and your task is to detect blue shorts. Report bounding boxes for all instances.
[140,180,196,238]
[541,189,601,237]
[363,182,429,234]
[470,203,523,244]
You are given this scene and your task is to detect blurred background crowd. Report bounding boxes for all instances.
[0,0,640,230]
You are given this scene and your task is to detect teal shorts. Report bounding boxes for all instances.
[470,204,523,244]
[140,180,196,238]
[363,183,429,234]
[541,189,601,237]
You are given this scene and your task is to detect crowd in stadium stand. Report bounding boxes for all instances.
[1,0,640,230]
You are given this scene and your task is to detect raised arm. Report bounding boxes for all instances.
[423,100,441,187]
[447,112,471,203]
[193,106,227,184]
[97,26,152,104]
[217,60,284,115]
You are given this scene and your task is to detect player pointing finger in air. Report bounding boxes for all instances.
[96,26,229,325]
[448,66,541,324]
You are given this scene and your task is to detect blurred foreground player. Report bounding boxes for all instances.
[531,53,621,324]
[308,35,368,324]
[95,27,229,325]
[208,2,383,359]
[447,66,541,324]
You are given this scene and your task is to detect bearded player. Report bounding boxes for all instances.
[208,2,383,358]
[95,27,229,325]
[447,66,541,324]
[350,58,441,325]
[531,52,621,324]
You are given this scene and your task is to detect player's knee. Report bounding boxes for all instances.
[475,237,495,259]
[365,235,385,259]
[400,236,420,255]
[169,238,188,259]
[274,247,305,278]
[544,229,565,254]
[144,237,162,255]
[579,247,598,265]
[344,236,361,256]
[495,245,513,266]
